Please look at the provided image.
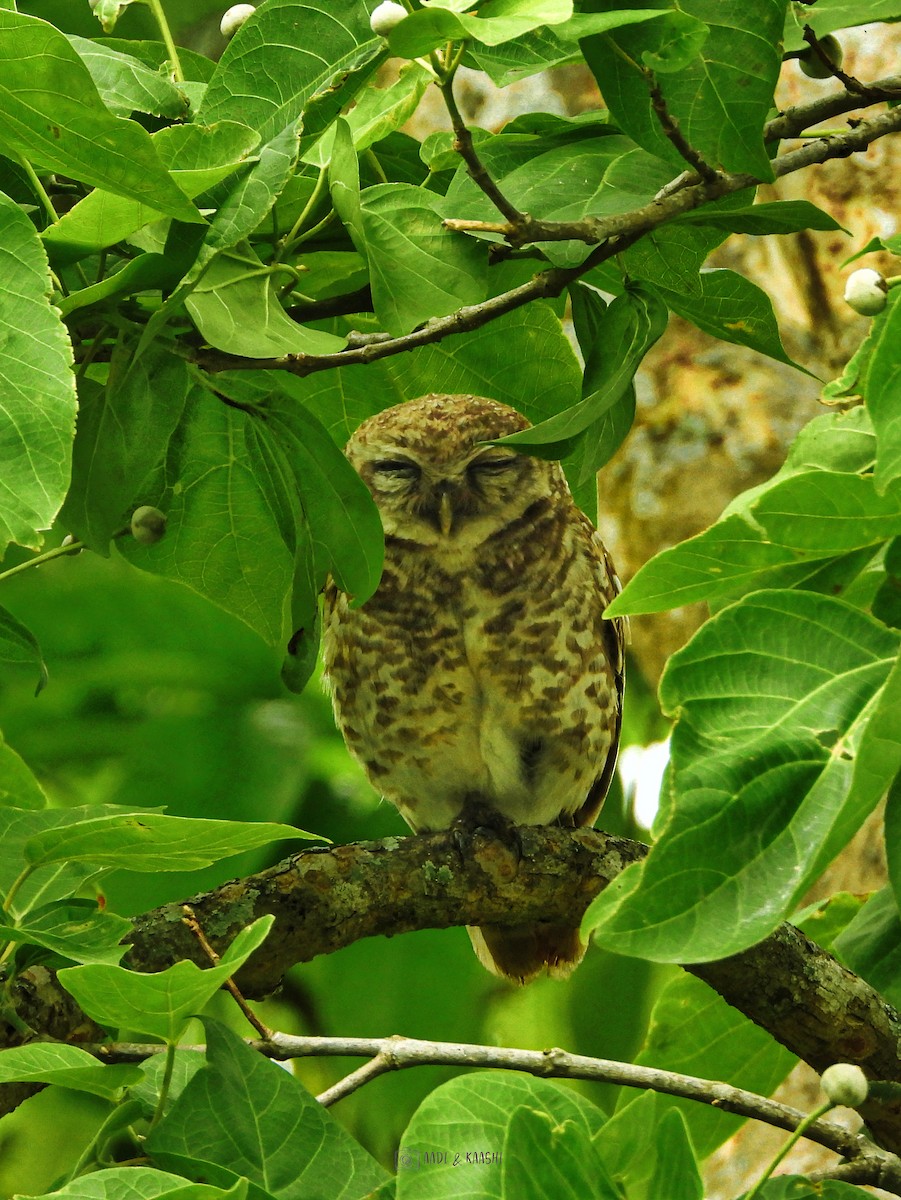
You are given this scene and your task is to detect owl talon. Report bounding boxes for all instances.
[450,797,523,865]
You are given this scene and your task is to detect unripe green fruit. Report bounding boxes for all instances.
[130,506,167,546]
[821,1062,869,1108]
[798,35,843,79]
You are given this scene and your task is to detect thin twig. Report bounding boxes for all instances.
[643,68,719,182]
[189,101,901,380]
[315,1051,395,1107]
[87,1032,867,1161]
[181,905,272,1040]
[801,25,891,102]
[438,73,530,233]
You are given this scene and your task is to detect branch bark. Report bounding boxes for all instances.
[5,827,901,1152]
[191,94,901,379]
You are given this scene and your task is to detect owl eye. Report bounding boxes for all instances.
[372,458,421,479]
[468,456,519,476]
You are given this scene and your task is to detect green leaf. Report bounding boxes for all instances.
[56,254,187,320]
[0,604,48,695]
[497,285,667,467]
[581,0,785,180]
[782,0,901,52]
[24,811,314,871]
[356,182,489,336]
[623,973,794,1158]
[397,1072,605,1198]
[672,200,844,236]
[0,12,199,221]
[198,0,383,145]
[864,290,901,494]
[18,1169,250,1200]
[653,269,809,373]
[66,35,189,120]
[502,1106,620,1199]
[0,729,47,810]
[0,191,76,555]
[886,773,901,906]
[388,0,574,57]
[0,1042,141,1098]
[60,349,190,552]
[43,122,260,264]
[185,250,345,357]
[833,885,901,1009]
[304,62,432,168]
[646,1110,702,1200]
[58,917,275,1042]
[146,1019,389,1197]
[608,408,880,613]
[329,118,365,244]
[117,388,299,647]
[0,899,132,965]
[752,1178,876,1199]
[584,591,901,962]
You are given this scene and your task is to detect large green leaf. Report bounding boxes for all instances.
[581,0,785,180]
[0,1043,141,1098]
[43,122,259,264]
[0,728,47,809]
[397,1072,606,1199]
[60,350,191,552]
[584,591,901,962]
[18,1167,248,1200]
[198,0,383,144]
[117,386,299,647]
[0,900,133,965]
[146,1019,389,1198]
[621,973,795,1158]
[24,811,313,872]
[185,250,345,357]
[388,0,573,56]
[0,11,198,220]
[864,290,901,494]
[834,885,901,1009]
[66,35,189,120]
[0,191,76,555]
[783,0,901,52]
[58,918,274,1043]
[607,409,882,614]
[0,604,48,695]
[653,269,808,372]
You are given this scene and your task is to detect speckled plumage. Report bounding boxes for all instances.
[323,394,624,983]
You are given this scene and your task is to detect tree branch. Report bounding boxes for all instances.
[192,100,901,379]
[88,1032,872,1163]
[6,827,901,1150]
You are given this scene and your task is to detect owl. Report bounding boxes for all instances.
[323,394,624,984]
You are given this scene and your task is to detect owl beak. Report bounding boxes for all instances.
[438,489,454,536]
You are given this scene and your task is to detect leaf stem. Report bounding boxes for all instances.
[13,154,57,227]
[0,541,85,586]
[274,166,329,260]
[150,1040,178,1128]
[146,0,184,83]
[745,1100,835,1200]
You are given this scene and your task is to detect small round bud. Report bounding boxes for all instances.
[60,534,83,557]
[798,34,844,79]
[220,4,256,39]
[370,1,407,37]
[821,1063,869,1108]
[130,505,167,546]
[844,267,888,316]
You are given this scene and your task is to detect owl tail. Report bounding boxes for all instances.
[467,922,586,985]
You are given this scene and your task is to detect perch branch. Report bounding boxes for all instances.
[191,100,901,379]
[6,827,901,1151]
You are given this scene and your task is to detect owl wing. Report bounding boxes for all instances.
[570,520,626,830]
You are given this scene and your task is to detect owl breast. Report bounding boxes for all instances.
[323,496,620,834]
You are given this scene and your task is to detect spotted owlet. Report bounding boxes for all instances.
[323,394,624,984]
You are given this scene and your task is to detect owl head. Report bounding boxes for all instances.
[344,393,568,543]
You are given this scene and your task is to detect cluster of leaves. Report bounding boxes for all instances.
[1,0,901,1195]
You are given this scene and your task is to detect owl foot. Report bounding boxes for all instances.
[449,794,523,867]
